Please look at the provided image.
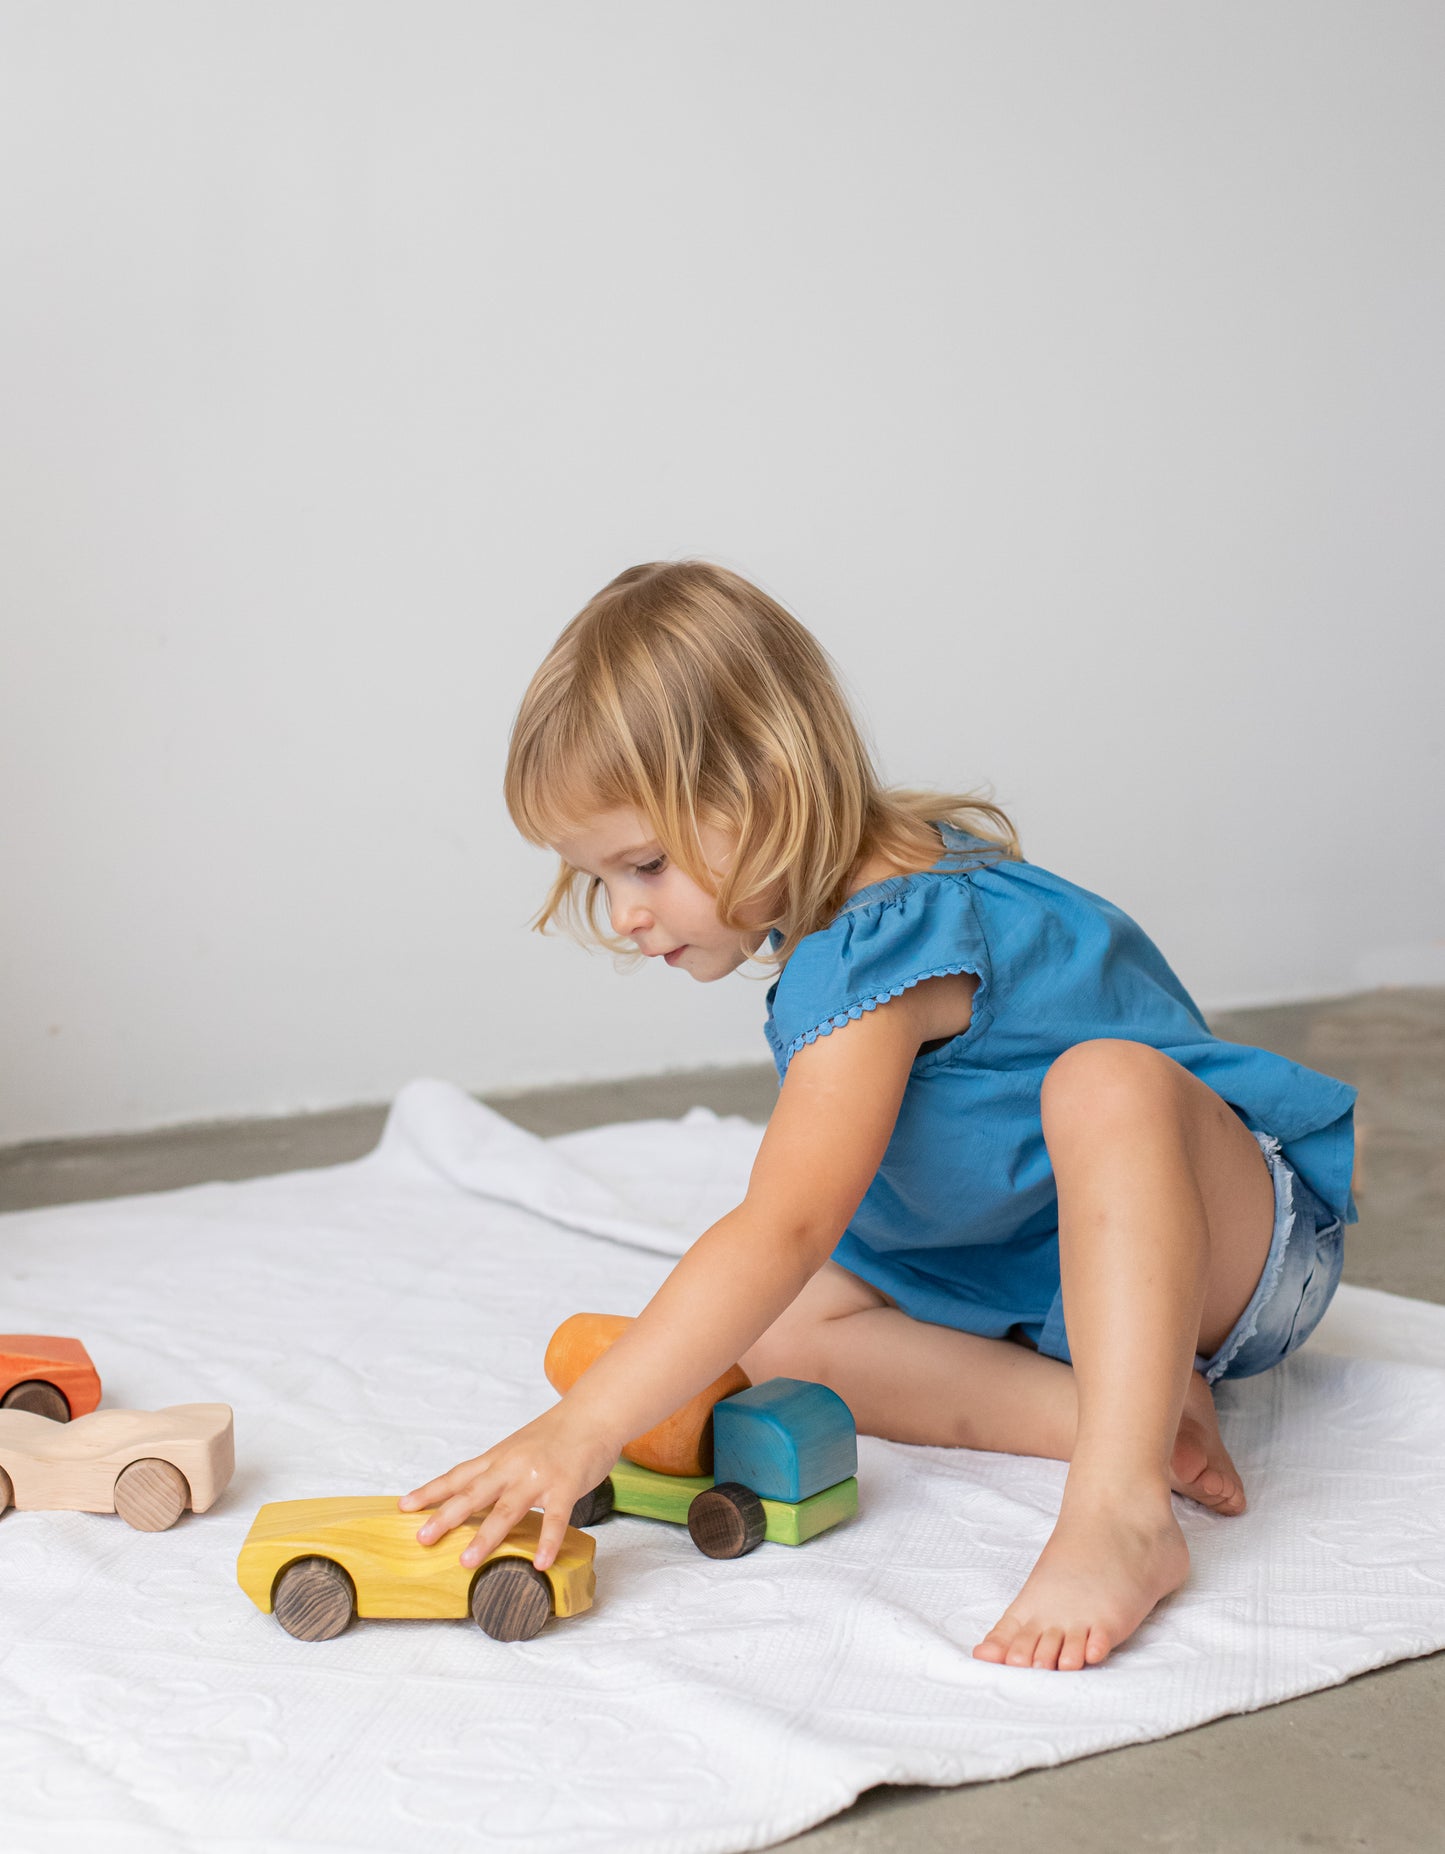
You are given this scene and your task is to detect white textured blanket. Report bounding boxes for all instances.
[2,1077,1443,1854]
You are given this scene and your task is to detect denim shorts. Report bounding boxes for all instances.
[1194,1130,1346,1384]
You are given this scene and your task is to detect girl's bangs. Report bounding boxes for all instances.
[509,713,654,851]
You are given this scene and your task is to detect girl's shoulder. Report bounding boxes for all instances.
[763,823,1006,1072]
[761,825,1210,1076]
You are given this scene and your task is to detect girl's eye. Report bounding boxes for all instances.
[635,856,667,877]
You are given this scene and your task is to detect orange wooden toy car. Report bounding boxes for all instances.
[0,1336,102,1422]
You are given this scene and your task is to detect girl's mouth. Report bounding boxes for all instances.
[663,946,687,965]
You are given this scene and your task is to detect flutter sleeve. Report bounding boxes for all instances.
[763,873,992,1077]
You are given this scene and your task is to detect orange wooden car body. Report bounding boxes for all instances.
[0,1336,102,1420]
[545,1312,749,1477]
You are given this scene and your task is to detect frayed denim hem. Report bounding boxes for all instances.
[1196,1132,1297,1386]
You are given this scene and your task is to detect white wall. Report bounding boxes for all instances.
[2,2,1442,1144]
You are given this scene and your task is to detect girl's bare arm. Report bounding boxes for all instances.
[402,972,973,1567]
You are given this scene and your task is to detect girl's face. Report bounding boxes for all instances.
[551,807,769,982]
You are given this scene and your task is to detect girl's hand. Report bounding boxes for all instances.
[399,1404,621,1572]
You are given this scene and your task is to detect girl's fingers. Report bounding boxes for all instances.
[399,1456,490,1512]
[459,1494,536,1569]
[400,1481,447,1512]
[415,1483,493,1545]
[532,1507,573,1573]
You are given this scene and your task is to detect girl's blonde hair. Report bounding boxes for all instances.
[504,560,1020,967]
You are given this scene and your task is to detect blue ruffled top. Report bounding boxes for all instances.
[762,822,1357,1363]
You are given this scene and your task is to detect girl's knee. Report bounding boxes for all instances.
[740,1264,886,1384]
[740,1315,831,1387]
[1041,1038,1185,1136]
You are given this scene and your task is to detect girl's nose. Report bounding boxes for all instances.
[610,898,653,940]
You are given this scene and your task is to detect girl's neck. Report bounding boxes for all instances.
[844,822,946,899]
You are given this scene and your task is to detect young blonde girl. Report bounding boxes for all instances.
[401,560,1356,1671]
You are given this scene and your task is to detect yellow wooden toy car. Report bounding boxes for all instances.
[236,1497,596,1642]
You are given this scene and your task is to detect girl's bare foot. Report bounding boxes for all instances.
[1170,1371,1246,1515]
[973,1488,1189,1671]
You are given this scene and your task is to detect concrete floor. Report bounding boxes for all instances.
[2,987,1442,1851]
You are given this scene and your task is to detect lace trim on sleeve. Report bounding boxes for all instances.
[781,961,982,1062]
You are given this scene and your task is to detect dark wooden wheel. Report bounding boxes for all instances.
[272,1556,356,1641]
[0,1380,70,1422]
[0,1467,11,1516]
[470,1556,553,1641]
[112,1457,190,1531]
[687,1482,767,1559]
[569,1476,615,1527]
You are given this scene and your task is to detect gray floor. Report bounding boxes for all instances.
[3,988,1442,1851]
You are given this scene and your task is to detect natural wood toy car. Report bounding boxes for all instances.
[0,1335,102,1422]
[0,1403,234,1530]
[236,1498,598,1643]
[547,1313,859,1559]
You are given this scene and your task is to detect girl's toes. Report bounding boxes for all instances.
[1032,1627,1065,1670]
[1171,1444,1247,1514]
[974,1607,1027,1662]
[1084,1626,1113,1666]
[1192,1468,1246,1514]
[1005,1627,1040,1668]
[1058,1627,1090,1672]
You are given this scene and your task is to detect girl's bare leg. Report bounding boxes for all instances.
[740,1264,1244,1514]
[973,1040,1274,1670]
[741,1040,1274,1670]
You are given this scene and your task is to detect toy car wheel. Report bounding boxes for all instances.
[0,1380,70,1422]
[112,1457,190,1531]
[687,1482,767,1559]
[0,1467,11,1516]
[272,1556,356,1641]
[569,1476,615,1527]
[470,1557,553,1641]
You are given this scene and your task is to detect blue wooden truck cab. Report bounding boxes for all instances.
[574,1377,859,1559]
